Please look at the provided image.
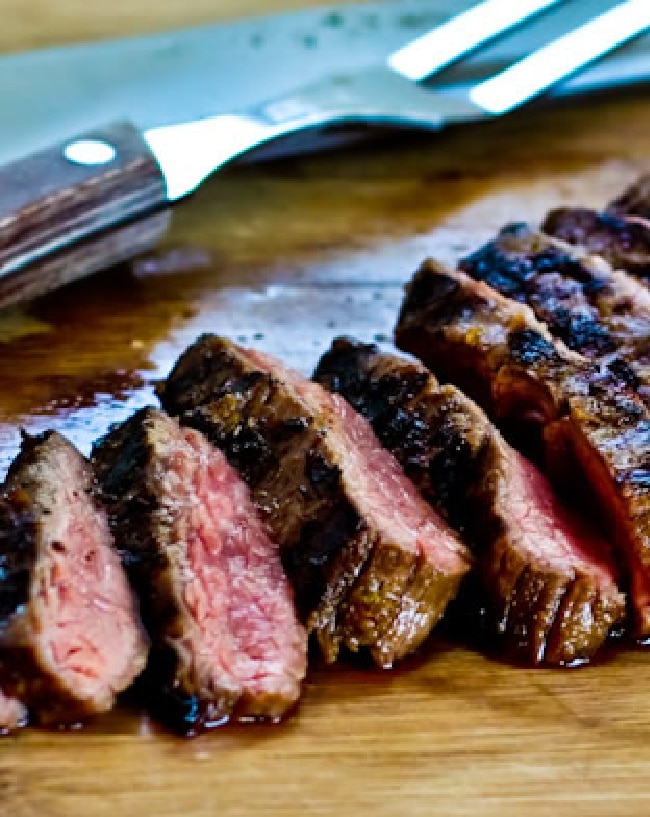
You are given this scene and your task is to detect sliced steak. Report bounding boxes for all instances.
[395,262,650,637]
[459,223,650,396]
[314,338,624,665]
[543,207,650,280]
[0,431,148,726]
[158,336,472,668]
[93,408,307,734]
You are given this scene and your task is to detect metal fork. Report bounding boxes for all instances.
[146,0,650,200]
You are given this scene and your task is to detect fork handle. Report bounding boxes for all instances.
[0,121,169,309]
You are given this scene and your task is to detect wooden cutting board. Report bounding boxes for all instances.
[3,7,650,812]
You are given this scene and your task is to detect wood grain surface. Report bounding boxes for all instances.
[2,5,650,816]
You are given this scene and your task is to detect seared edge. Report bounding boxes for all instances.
[543,207,650,280]
[607,174,650,222]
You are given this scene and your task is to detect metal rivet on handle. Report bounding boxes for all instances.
[63,139,117,166]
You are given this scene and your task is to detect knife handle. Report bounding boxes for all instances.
[0,121,169,309]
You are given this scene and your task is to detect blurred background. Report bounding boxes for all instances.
[0,0,350,52]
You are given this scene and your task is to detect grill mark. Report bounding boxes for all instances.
[460,224,650,402]
[544,206,650,280]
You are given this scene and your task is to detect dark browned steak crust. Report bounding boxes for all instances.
[543,207,650,280]
[0,431,148,726]
[607,174,650,221]
[459,223,650,398]
[158,335,471,668]
[314,338,624,665]
[395,262,650,638]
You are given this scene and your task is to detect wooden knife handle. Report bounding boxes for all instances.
[0,121,170,308]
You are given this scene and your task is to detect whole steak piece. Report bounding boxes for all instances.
[159,336,472,668]
[94,408,307,735]
[0,432,148,727]
[315,338,624,666]
[396,262,650,639]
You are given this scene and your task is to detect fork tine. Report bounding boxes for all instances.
[388,0,564,82]
[470,0,650,114]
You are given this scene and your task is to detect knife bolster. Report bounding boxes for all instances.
[0,121,169,306]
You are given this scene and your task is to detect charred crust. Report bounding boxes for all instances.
[544,206,650,279]
[397,262,461,330]
[607,175,650,220]
[508,329,557,365]
[224,425,277,485]
[549,309,615,356]
[373,406,429,469]
[459,223,588,299]
[457,224,650,381]
[305,448,341,496]
[135,648,235,736]
[311,337,378,406]
[607,358,641,390]
[286,504,360,620]
[93,408,160,571]
[157,334,268,415]
[0,495,36,622]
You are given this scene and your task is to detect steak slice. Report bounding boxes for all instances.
[158,335,472,668]
[93,408,307,734]
[459,223,650,396]
[395,262,650,637]
[543,207,650,280]
[0,431,148,726]
[314,338,624,665]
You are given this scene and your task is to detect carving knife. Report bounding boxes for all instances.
[0,0,649,309]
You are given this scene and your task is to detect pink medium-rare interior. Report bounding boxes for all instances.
[153,419,306,712]
[244,346,470,575]
[32,445,146,711]
[499,445,620,590]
